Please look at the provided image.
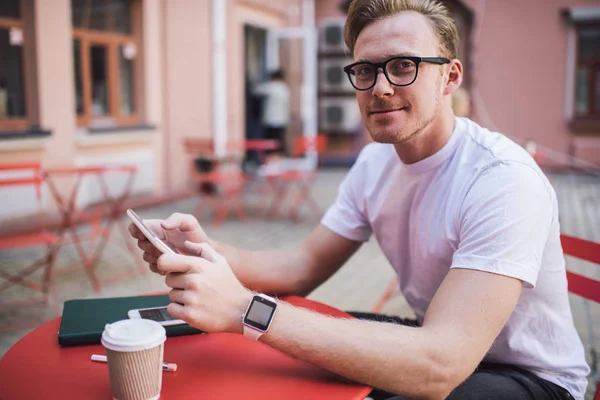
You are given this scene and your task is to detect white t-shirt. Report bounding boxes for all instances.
[322,117,590,399]
[253,81,290,127]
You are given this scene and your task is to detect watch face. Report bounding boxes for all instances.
[243,295,277,332]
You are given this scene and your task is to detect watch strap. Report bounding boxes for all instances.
[242,325,265,340]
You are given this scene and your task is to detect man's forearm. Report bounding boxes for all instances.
[209,239,310,295]
[261,301,461,400]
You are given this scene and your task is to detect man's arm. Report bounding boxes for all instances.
[131,214,362,298]
[211,224,362,296]
[260,268,522,399]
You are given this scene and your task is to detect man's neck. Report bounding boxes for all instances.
[393,113,456,165]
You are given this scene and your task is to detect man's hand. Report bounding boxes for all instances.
[128,213,210,275]
[157,241,252,334]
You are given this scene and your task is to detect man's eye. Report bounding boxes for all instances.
[356,66,373,76]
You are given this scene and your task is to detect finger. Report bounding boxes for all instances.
[157,254,205,275]
[128,222,146,241]
[184,241,224,263]
[161,213,200,232]
[164,272,191,290]
[168,288,194,305]
[167,302,187,322]
[143,252,158,264]
[137,240,162,256]
[148,262,160,274]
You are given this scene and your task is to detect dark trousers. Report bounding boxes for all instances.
[263,126,286,156]
[347,312,574,400]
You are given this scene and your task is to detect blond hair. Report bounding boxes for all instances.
[344,0,459,58]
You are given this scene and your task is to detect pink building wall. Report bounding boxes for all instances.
[463,0,600,166]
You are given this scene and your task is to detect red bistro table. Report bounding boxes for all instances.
[0,296,372,400]
[43,165,143,293]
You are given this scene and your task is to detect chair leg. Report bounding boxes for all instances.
[253,182,273,216]
[0,260,46,292]
[231,187,248,222]
[265,182,289,219]
[213,197,230,228]
[372,278,400,313]
[42,244,61,315]
[66,227,102,294]
[288,181,321,222]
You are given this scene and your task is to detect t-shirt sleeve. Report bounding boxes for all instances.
[451,161,555,288]
[320,153,372,242]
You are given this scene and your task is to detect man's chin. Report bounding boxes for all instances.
[369,129,411,144]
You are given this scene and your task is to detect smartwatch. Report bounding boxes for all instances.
[242,293,278,340]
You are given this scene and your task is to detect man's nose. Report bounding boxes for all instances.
[372,69,394,98]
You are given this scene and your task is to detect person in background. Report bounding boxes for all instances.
[253,69,291,158]
[0,78,8,119]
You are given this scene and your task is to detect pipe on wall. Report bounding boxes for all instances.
[212,0,227,157]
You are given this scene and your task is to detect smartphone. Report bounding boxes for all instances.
[127,208,179,254]
[128,306,186,326]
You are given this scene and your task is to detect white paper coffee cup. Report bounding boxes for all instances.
[101,319,167,400]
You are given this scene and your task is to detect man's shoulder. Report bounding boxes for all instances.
[457,118,541,174]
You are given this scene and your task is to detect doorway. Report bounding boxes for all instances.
[244,24,267,168]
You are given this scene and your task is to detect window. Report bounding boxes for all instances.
[0,0,27,130]
[574,25,600,119]
[71,0,141,127]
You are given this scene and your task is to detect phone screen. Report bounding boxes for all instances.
[138,307,176,322]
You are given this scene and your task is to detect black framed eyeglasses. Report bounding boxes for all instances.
[343,56,451,91]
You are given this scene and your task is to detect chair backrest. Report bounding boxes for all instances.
[562,234,600,400]
[0,162,44,196]
[0,163,46,235]
[561,234,600,303]
[182,137,215,157]
[291,135,328,158]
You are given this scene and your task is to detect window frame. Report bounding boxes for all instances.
[574,22,600,121]
[0,11,29,131]
[72,0,142,128]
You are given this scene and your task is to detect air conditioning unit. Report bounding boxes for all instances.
[319,97,362,133]
[318,18,348,54]
[319,58,354,93]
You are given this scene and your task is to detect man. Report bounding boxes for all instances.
[130,1,589,398]
[253,69,291,157]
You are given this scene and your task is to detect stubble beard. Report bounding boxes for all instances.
[368,79,444,145]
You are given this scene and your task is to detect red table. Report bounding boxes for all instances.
[43,165,143,293]
[0,296,371,399]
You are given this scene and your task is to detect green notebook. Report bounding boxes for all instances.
[58,294,204,347]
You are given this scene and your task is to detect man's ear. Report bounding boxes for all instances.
[444,59,463,96]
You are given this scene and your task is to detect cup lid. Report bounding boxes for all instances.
[101,319,166,352]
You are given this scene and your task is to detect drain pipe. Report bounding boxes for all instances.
[212,0,227,158]
[302,0,318,168]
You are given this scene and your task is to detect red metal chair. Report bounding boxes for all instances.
[561,234,600,400]
[182,137,248,227]
[372,233,600,399]
[0,163,62,330]
[262,135,328,222]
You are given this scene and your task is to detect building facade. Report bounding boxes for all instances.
[0,0,599,220]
